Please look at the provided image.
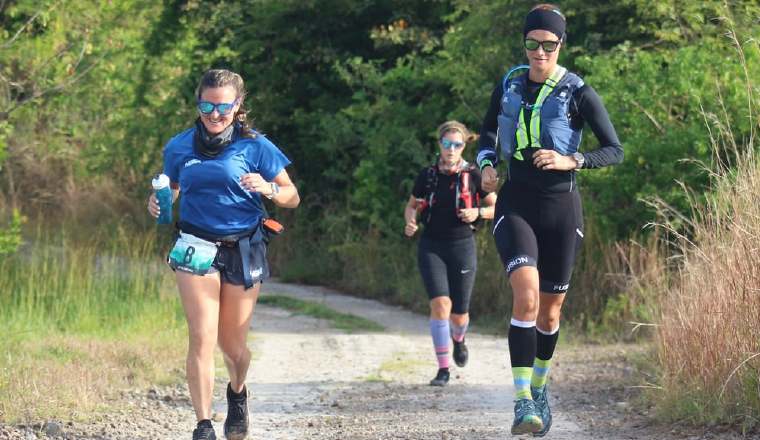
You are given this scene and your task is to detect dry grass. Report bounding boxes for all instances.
[652,154,760,429]
[0,332,185,423]
[648,30,760,430]
[0,227,186,424]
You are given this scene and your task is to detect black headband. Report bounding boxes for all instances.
[523,8,566,41]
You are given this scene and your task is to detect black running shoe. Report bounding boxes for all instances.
[452,337,469,367]
[192,420,217,440]
[429,368,450,386]
[224,383,250,440]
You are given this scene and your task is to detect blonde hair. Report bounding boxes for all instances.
[436,120,478,143]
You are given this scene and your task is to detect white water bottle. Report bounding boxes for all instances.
[151,174,173,225]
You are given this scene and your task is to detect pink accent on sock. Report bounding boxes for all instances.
[451,322,469,343]
[436,354,450,368]
[435,346,450,368]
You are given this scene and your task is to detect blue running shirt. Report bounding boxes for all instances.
[163,127,291,236]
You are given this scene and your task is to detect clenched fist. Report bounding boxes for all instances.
[404,218,419,237]
[481,166,499,193]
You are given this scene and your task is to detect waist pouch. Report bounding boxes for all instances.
[169,222,267,289]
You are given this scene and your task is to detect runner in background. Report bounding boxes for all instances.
[404,120,497,387]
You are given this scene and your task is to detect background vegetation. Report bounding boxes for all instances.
[1,0,759,430]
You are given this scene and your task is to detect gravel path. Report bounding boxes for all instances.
[245,281,584,439]
[0,281,745,439]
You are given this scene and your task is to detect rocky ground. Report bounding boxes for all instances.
[0,282,750,439]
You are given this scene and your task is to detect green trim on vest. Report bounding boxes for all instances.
[514,66,566,161]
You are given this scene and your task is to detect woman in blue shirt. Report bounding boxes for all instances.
[148,69,299,440]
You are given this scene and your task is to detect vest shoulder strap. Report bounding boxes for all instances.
[553,71,584,93]
[502,65,530,95]
[502,66,585,97]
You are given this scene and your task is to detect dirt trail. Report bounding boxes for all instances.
[1,281,741,439]
[242,281,585,439]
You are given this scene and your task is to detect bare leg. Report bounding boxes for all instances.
[218,282,260,392]
[537,292,565,333]
[429,296,452,320]
[176,271,222,421]
[510,266,540,320]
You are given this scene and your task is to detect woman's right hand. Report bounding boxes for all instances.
[404,219,418,237]
[481,166,499,192]
[147,193,160,218]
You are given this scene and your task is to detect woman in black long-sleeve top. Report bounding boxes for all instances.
[476,3,623,436]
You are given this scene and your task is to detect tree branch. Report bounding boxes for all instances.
[1,47,104,119]
[630,99,665,134]
[0,2,61,50]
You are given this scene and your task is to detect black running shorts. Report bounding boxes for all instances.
[492,181,584,294]
[417,235,477,314]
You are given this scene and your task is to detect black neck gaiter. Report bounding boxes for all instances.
[193,119,238,158]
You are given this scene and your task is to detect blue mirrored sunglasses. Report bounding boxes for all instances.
[197,98,239,115]
[440,138,465,149]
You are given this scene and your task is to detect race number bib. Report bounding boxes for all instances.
[168,232,218,275]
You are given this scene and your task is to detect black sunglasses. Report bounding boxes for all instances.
[524,38,561,53]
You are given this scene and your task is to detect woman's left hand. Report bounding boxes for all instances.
[457,208,479,224]
[240,173,275,197]
[532,149,577,171]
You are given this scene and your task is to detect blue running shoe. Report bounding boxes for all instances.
[511,398,543,435]
[531,385,552,437]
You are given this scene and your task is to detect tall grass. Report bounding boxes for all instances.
[647,28,760,431]
[0,225,179,334]
[0,225,185,422]
[652,153,760,431]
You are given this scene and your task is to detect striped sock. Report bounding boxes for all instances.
[430,319,450,369]
[451,321,469,343]
[508,318,537,400]
[531,358,551,389]
[532,325,559,389]
[512,367,534,400]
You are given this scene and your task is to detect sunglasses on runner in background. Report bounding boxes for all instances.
[197,98,240,115]
[524,38,561,53]
[440,139,465,149]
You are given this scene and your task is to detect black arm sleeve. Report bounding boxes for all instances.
[476,83,503,167]
[573,85,624,168]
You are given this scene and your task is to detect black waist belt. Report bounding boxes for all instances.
[177,221,260,289]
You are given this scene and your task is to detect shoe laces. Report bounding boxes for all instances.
[229,404,246,423]
[227,394,247,424]
[193,425,215,440]
[532,385,548,403]
[515,398,538,419]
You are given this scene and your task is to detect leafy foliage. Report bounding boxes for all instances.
[0,0,758,321]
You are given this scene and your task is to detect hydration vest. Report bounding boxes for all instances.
[417,160,481,228]
[496,65,585,161]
